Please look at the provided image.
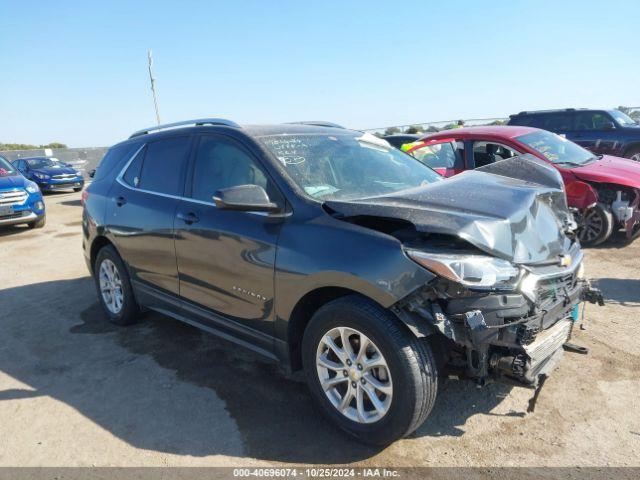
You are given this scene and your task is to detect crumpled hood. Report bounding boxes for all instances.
[0,174,29,189]
[572,155,640,189]
[325,155,574,265]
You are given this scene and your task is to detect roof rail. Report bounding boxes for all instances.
[285,121,346,129]
[515,108,586,115]
[129,118,240,138]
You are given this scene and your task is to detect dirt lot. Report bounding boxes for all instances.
[1,191,639,467]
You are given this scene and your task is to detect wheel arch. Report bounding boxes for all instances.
[286,287,365,371]
[623,141,640,158]
[89,235,122,274]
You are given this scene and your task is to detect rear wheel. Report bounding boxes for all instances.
[302,295,437,445]
[578,203,613,246]
[73,187,82,192]
[94,245,140,325]
[626,146,640,162]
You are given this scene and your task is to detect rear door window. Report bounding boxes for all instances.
[543,114,573,131]
[515,114,548,128]
[137,136,191,195]
[472,141,519,168]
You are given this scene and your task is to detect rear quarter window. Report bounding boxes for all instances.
[93,142,143,181]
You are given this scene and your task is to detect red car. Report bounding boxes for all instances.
[405,126,640,245]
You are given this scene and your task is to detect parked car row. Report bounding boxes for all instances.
[0,155,84,229]
[385,117,640,246]
[80,118,604,445]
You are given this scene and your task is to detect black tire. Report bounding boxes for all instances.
[73,187,82,192]
[94,245,140,325]
[625,146,640,162]
[302,295,438,445]
[578,203,614,246]
[27,214,46,229]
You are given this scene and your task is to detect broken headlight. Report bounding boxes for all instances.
[406,250,520,290]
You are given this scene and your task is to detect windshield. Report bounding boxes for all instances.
[0,156,18,177]
[259,133,442,201]
[516,130,597,166]
[610,110,638,127]
[26,157,65,169]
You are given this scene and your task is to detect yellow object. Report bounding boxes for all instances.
[401,141,422,152]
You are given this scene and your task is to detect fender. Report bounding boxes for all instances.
[565,179,598,210]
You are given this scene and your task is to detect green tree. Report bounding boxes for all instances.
[405,125,423,134]
[0,142,68,151]
[383,127,400,136]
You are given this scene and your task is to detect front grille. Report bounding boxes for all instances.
[0,210,29,220]
[52,174,77,180]
[0,189,28,206]
[536,271,578,304]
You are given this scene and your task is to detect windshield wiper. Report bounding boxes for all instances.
[554,161,583,167]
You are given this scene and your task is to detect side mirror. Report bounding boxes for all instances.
[602,121,615,130]
[88,169,96,178]
[213,184,280,212]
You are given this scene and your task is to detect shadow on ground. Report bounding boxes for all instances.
[594,278,640,307]
[0,278,515,463]
[588,231,638,250]
[60,199,82,207]
[0,225,31,238]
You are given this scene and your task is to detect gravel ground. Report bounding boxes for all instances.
[0,191,638,467]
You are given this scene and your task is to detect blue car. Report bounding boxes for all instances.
[12,156,85,192]
[0,155,46,228]
[508,108,640,161]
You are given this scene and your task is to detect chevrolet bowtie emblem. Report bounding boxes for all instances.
[559,255,572,267]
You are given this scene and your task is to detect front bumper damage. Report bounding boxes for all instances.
[615,190,640,240]
[394,274,604,389]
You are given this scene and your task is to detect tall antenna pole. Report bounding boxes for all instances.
[147,50,161,125]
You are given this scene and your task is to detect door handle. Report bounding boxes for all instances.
[177,212,199,225]
[116,196,127,207]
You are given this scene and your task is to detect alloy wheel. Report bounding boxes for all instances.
[580,208,605,243]
[99,259,124,314]
[316,327,393,424]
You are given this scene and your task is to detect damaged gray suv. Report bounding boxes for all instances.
[83,119,604,445]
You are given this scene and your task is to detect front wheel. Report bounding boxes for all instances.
[28,214,46,229]
[578,203,613,246]
[302,295,438,445]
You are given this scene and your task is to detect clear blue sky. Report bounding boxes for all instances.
[1,0,638,147]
